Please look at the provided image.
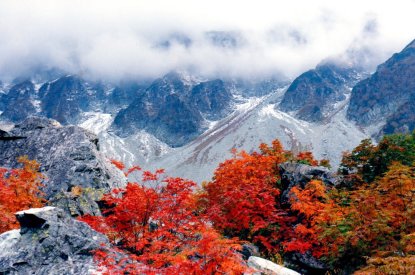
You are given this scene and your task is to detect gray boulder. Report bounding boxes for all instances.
[279,162,335,272]
[279,162,337,205]
[0,207,109,274]
[240,243,260,260]
[0,117,125,216]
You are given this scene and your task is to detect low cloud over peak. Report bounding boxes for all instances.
[0,0,414,81]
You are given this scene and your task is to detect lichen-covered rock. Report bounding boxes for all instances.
[0,116,125,216]
[0,207,109,274]
[247,256,301,275]
[48,187,106,217]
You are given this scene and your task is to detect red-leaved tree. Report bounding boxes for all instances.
[80,161,246,274]
[200,140,294,254]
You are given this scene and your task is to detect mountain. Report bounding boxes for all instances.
[0,80,38,122]
[3,39,415,184]
[279,61,364,122]
[347,39,415,135]
[0,75,145,125]
[111,72,237,147]
[189,79,233,120]
[136,88,367,183]
[39,75,95,124]
[205,31,245,48]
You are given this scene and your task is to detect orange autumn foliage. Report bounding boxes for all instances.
[201,140,291,253]
[284,161,415,271]
[0,156,45,233]
[80,164,246,274]
[295,151,318,166]
[283,180,332,256]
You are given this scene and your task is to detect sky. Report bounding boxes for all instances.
[0,0,414,81]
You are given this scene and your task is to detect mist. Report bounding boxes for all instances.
[1,0,414,82]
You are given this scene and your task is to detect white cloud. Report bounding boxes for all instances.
[0,0,414,81]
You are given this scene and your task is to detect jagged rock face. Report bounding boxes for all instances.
[380,95,415,136]
[279,62,362,122]
[112,72,235,147]
[105,82,146,113]
[347,39,415,133]
[112,72,200,147]
[0,207,109,274]
[278,162,337,205]
[0,117,125,216]
[39,75,93,124]
[189,79,233,120]
[0,80,39,122]
[0,75,146,125]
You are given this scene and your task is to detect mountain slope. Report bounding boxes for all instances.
[102,87,367,183]
[0,80,39,122]
[347,39,415,135]
[279,61,364,122]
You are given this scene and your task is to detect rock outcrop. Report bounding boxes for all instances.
[278,162,335,273]
[279,162,337,204]
[240,243,260,260]
[189,79,233,120]
[0,207,109,274]
[0,117,125,216]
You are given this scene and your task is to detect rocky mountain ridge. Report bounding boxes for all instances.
[1,39,415,183]
[279,61,365,122]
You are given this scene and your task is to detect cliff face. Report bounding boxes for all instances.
[279,62,362,122]
[347,40,415,135]
[0,117,125,216]
[112,72,235,147]
[0,80,38,122]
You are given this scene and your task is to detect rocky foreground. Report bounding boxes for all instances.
[0,207,110,274]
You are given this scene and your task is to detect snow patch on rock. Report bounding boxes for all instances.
[79,112,113,135]
[247,256,301,275]
[15,206,56,215]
